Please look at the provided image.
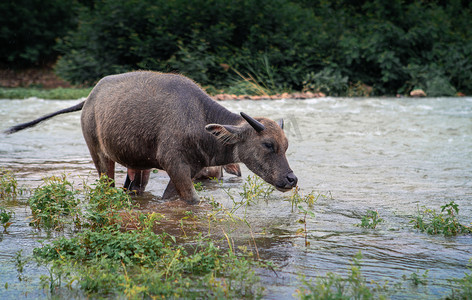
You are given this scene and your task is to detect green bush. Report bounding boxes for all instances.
[0,0,78,67]
[55,0,321,89]
[3,0,472,96]
[28,175,79,230]
[302,68,348,96]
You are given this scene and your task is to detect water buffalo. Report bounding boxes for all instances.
[4,71,298,203]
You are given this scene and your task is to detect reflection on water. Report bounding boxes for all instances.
[1,97,471,298]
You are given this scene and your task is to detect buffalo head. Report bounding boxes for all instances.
[206,112,298,192]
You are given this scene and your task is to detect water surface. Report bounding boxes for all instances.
[1,97,471,298]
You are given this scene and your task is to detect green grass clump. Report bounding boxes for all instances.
[33,227,263,298]
[0,207,14,232]
[28,174,79,230]
[356,210,384,229]
[0,169,23,232]
[0,168,22,201]
[28,174,264,299]
[410,201,472,236]
[239,174,274,204]
[0,87,92,100]
[83,175,134,230]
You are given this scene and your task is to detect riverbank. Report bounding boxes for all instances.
[0,67,329,100]
[1,67,463,100]
[0,86,328,100]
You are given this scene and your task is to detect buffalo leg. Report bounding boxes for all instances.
[89,150,116,185]
[124,169,151,195]
[162,180,179,199]
[163,165,199,204]
[223,163,241,176]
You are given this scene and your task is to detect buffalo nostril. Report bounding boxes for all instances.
[286,173,298,186]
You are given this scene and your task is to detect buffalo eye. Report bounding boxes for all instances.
[263,142,275,153]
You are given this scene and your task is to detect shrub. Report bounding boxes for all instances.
[410,201,472,236]
[83,175,134,229]
[55,0,321,89]
[5,0,472,96]
[28,175,79,230]
[0,0,78,67]
[302,68,348,96]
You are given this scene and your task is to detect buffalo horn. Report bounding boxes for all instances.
[240,112,265,132]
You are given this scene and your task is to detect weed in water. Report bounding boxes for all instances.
[214,174,274,219]
[356,210,384,229]
[0,168,22,201]
[83,175,134,230]
[410,201,472,236]
[0,206,14,232]
[179,211,198,238]
[29,174,264,298]
[193,181,204,192]
[33,227,264,298]
[295,205,316,247]
[403,270,429,286]
[240,174,274,203]
[0,169,23,232]
[28,174,79,230]
[296,251,391,299]
[448,258,472,299]
[287,188,321,247]
[15,250,30,283]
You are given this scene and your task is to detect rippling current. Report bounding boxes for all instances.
[1,97,471,298]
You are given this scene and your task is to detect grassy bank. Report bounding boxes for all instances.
[0,87,92,100]
[0,85,322,101]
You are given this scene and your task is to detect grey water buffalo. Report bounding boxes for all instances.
[4,71,297,203]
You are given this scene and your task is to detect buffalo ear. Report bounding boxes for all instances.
[277,118,284,129]
[205,124,242,145]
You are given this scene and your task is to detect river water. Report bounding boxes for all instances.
[0,97,471,298]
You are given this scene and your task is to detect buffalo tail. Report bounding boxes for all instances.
[4,101,85,135]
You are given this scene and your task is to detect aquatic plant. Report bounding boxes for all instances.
[33,225,264,298]
[193,181,204,192]
[239,174,274,203]
[28,174,79,230]
[0,168,22,201]
[448,258,472,299]
[14,250,29,283]
[410,201,472,236]
[83,175,134,230]
[213,174,274,219]
[356,210,384,229]
[288,188,318,246]
[296,251,390,299]
[287,186,319,212]
[0,170,23,232]
[27,173,265,298]
[403,270,429,287]
[0,206,14,232]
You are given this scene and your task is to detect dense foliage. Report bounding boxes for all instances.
[0,0,78,67]
[3,0,472,95]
